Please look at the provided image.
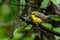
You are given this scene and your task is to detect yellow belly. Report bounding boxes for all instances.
[32,15,43,23]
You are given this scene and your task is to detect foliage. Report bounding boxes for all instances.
[42,23,52,29]
[40,0,50,9]
[53,27,60,32]
[50,16,60,21]
[0,0,60,40]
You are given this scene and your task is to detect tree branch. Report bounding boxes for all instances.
[20,16,60,36]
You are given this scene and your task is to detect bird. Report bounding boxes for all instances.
[31,11,51,24]
[31,11,43,24]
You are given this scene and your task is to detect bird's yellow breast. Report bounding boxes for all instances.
[31,15,43,23]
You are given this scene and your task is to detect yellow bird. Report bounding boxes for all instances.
[31,11,43,24]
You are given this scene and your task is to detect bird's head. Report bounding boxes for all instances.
[31,11,37,15]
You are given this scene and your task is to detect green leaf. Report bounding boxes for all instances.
[42,23,52,29]
[21,33,36,40]
[24,24,32,30]
[20,22,27,27]
[43,36,48,40]
[0,37,10,40]
[50,0,60,7]
[50,16,60,21]
[29,0,34,3]
[13,28,24,39]
[40,0,50,9]
[55,35,60,40]
[19,22,27,31]
[53,27,60,32]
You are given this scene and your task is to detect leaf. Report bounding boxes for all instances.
[51,0,60,15]
[13,28,24,39]
[42,23,52,29]
[53,27,60,32]
[50,16,60,21]
[29,0,34,3]
[24,24,32,30]
[21,33,36,40]
[50,0,60,7]
[19,22,27,31]
[40,0,50,9]
[43,36,48,40]
[20,22,27,27]
[0,37,10,40]
[55,35,60,40]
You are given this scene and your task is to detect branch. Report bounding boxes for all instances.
[20,16,60,36]
[39,25,60,36]
[20,16,36,25]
